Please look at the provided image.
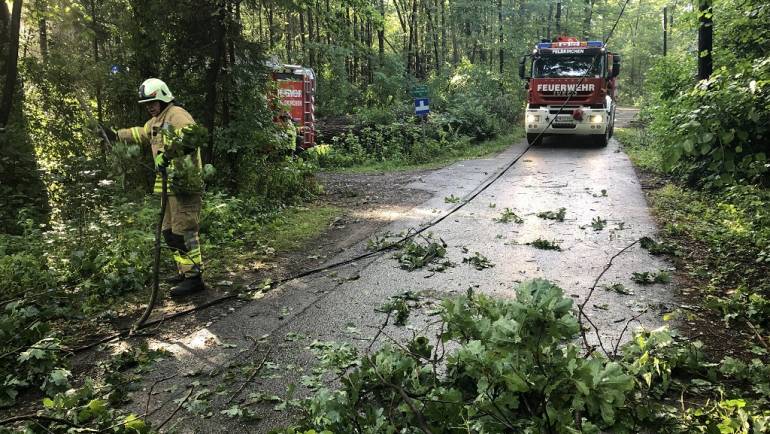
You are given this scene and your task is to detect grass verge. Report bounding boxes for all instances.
[617,125,770,354]
[208,204,342,274]
[327,131,523,174]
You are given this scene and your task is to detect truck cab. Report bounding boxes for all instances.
[519,37,621,146]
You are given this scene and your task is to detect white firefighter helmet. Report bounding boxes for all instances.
[137,78,174,104]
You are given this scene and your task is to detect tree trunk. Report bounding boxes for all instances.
[299,8,306,64]
[37,0,48,62]
[555,2,561,36]
[378,0,385,65]
[451,14,459,65]
[286,11,294,62]
[89,0,103,124]
[268,4,274,49]
[307,8,315,66]
[204,2,226,163]
[697,0,712,80]
[407,0,418,75]
[353,11,359,82]
[0,0,22,128]
[439,0,446,65]
[497,0,503,74]
[426,0,440,71]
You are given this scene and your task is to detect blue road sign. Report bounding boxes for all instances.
[414,98,430,116]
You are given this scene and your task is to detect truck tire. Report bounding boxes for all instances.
[527,133,543,146]
[593,131,609,147]
[608,107,616,138]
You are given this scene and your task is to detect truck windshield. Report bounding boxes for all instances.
[533,55,603,78]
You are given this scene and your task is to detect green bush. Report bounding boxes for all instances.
[643,56,770,186]
[282,280,770,433]
[236,156,319,204]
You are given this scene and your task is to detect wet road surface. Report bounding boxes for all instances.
[126,108,675,432]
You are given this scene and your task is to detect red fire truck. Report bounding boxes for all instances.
[269,62,317,149]
[519,36,621,146]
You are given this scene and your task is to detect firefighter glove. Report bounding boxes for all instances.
[99,124,118,143]
[155,152,171,168]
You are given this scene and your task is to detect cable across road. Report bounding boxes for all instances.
[74,0,634,353]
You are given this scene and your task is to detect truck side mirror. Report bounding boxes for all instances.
[612,55,621,78]
[519,55,532,81]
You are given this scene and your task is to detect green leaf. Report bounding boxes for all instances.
[720,130,734,144]
[86,398,106,414]
[574,379,590,395]
[123,414,147,433]
[699,132,714,144]
[682,138,694,153]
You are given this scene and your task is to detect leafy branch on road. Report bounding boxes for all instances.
[537,207,567,222]
[528,238,562,251]
[591,216,607,231]
[462,252,495,270]
[493,208,524,224]
[393,235,454,271]
[631,270,672,285]
[280,280,770,433]
[444,194,461,204]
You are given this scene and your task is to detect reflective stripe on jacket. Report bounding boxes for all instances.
[117,104,201,194]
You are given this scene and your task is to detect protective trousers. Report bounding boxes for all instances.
[161,194,203,277]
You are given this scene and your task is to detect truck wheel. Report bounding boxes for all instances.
[593,132,609,147]
[527,133,543,146]
[608,107,616,138]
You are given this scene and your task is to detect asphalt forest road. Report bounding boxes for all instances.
[130,107,674,432]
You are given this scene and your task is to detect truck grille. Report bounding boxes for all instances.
[552,123,577,129]
[548,106,580,114]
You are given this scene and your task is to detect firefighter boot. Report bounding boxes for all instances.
[170,275,205,297]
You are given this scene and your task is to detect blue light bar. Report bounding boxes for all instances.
[587,41,604,47]
[537,42,552,49]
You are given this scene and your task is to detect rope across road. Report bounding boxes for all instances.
[75,0,634,353]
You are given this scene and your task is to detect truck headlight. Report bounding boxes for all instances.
[526,114,540,123]
[589,114,603,124]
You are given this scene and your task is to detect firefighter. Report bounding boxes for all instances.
[106,78,205,297]
[277,111,298,154]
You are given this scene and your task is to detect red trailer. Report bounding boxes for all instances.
[269,62,317,149]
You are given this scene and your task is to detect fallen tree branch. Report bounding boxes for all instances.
[225,345,273,405]
[156,386,194,432]
[746,321,770,351]
[0,415,93,431]
[578,239,641,357]
[146,374,178,417]
[613,309,648,357]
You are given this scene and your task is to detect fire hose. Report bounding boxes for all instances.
[75,92,166,332]
[132,169,166,332]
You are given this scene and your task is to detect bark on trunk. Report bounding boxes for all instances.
[0,0,23,128]
[697,0,713,80]
[378,0,385,65]
[204,2,226,163]
[37,0,48,62]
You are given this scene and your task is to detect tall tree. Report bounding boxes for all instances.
[0,0,22,128]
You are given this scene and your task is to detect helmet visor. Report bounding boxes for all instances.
[138,84,158,102]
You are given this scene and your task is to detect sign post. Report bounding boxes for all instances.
[411,85,430,142]
[413,97,430,117]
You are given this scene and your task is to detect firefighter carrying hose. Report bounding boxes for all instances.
[104,78,205,297]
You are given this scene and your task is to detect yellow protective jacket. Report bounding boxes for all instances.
[117,104,202,195]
